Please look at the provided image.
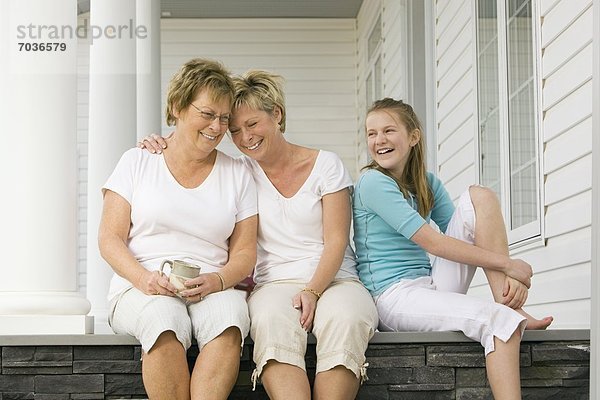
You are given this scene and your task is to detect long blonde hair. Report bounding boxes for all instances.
[363,98,433,218]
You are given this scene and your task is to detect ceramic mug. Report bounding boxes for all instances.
[159,259,201,295]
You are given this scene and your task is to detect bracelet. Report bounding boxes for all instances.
[214,272,225,291]
[301,287,322,299]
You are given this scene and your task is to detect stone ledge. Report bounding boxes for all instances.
[0,329,590,346]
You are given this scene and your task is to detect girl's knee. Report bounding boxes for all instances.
[469,185,500,209]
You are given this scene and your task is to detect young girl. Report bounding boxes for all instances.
[353,98,552,400]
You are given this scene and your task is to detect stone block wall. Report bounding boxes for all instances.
[0,331,590,399]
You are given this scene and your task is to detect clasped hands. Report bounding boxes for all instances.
[137,269,223,303]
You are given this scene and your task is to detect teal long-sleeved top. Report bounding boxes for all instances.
[352,169,455,296]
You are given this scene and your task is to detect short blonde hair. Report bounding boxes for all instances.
[165,58,235,126]
[232,70,287,133]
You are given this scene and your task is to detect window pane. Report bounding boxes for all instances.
[477,0,502,198]
[506,0,538,229]
[511,162,538,226]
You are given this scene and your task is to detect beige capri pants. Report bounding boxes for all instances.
[109,287,250,353]
[375,189,527,356]
[248,279,378,386]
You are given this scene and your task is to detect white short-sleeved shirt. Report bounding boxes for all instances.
[103,148,257,301]
[241,150,358,284]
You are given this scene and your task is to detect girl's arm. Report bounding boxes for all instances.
[293,188,351,331]
[98,190,175,295]
[410,223,533,288]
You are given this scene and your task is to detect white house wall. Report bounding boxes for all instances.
[433,0,593,328]
[355,0,409,172]
[160,18,357,173]
[434,0,478,201]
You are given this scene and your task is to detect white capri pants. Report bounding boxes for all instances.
[248,279,378,384]
[109,287,250,354]
[375,189,526,356]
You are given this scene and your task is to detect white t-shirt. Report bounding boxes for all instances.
[103,148,257,301]
[241,150,358,284]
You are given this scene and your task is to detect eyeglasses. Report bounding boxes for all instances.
[189,103,231,125]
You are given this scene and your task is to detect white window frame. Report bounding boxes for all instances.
[474,0,544,246]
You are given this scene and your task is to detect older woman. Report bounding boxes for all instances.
[99,58,258,400]
[141,70,378,400]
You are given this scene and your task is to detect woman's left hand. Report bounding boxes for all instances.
[292,290,318,332]
[502,276,528,309]
[179,272,223,303]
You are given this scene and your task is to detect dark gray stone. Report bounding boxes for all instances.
[73,360,141,374]
[389,391,455,400]
[104,374,146,395]
[74,346,133,361]
[531,342,590,364]
[2,366,72,375]
[33,395,69,400]
[367,367,414,385]
[33,347,72,363]
[1,393,34,400]
[520,365,589,380]
[133,347,143,361]
[2,348,35,363]
[456,387,493,400]
[34,375,103,393]
[70,395,105,400]
[357,384,389,400]
[455,368,487,387]
[390,383,455,391]
[521,386,589,399]
[366,345,425,357]
[427,344,486,368]
[367,355,425,368]
[0,375,34,391]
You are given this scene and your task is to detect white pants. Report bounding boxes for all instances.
[110,287,250,353]
[375,190,526,356]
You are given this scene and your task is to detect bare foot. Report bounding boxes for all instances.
[517,309,553,330]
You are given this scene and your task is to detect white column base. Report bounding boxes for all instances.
[0,315,94,335]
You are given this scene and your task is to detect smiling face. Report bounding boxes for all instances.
[228,104,282,161]
[366,109,420,179]
[174,89,231,153]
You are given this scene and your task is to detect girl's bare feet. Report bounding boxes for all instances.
[517,309,553,330]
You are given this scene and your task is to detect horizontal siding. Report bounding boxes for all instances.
[441,166,477,203]
[434,0,476,202]
[540,0,591,47]
[541,6,593,77]
[437,92,474,145]
[160,18,358,170]
[543,80,593,142]
[544,117,591,174]
[545,190,592,238]
[545,154,592,206]
[537,0,593,328]
[542,43,593,109]
[437,117,475,165]
[381,0,407,98]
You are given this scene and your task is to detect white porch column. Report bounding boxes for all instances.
[0,0,92,334]
[590,0,599,398]
[136,0,162,139]
[86,0,137,333]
